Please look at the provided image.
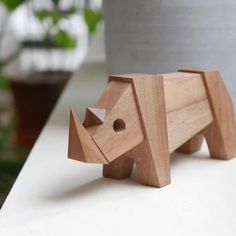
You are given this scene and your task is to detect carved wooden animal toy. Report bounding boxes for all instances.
[68,69,236,187]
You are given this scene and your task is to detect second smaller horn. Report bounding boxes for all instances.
[83,107,106,127]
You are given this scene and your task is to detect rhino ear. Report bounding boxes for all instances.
[83,107,106,127]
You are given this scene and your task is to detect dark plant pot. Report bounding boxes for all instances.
[22,40,60,49]
[9,71,71,148]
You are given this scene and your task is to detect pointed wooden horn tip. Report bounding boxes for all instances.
[68,109,109,164]
[70,109,76,119]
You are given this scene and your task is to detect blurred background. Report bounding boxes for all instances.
[0,0,102,207]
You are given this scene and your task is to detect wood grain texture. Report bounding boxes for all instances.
[203,71,236,159]
[110,72,208,113]
[179,69,236,160]
[83,107,106,127]
[167,99,213,153]
[95,80,129,113]
[176,134,204,154]
[103,154,134,179]
[92,82,144,162]
[127,75,171,187]
[162,72,207,112]
[69,70,236,188]
[68,111,108,164]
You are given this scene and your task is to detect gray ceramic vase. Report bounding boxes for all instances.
[103,0,236,108]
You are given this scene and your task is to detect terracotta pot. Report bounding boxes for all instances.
[9,71,71,148]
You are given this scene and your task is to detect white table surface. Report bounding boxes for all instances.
[1,34,236,236]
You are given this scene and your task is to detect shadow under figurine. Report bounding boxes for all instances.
[68,69,236,188]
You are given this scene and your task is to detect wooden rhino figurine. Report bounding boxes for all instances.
[68,69,236,187]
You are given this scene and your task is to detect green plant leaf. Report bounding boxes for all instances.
[35,10,50,22]
[0,73,9,91]
[35,10,62,25]
[53,30,77,49]
[68,5,77,14]
[0,0,26,11]
[51,12,61,25]
[84,8,102,34]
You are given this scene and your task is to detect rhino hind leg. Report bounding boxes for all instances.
[179,69,236,160]
[176,134,204,154]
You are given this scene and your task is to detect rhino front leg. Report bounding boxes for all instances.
[133,144,171,188]
[103,155,134,180]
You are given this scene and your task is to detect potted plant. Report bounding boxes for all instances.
[1,0,102,148]
[0,0,102,206]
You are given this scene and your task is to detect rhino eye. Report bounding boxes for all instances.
[113,119,126,133]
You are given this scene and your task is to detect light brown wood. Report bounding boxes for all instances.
[179,69,236,160]
[68,111,108,164]
[105,74,171,187]
[162,72,207,112]
[167,99,213,153]
[95,80,130,112]
[176,134,204,154]
[110,72,208,112]
[103,154,134,179]
[83,107,106,127]
[130,75,171,187]
[68,69,236,188]
[203,71,236,159]
[92,82,144,162]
